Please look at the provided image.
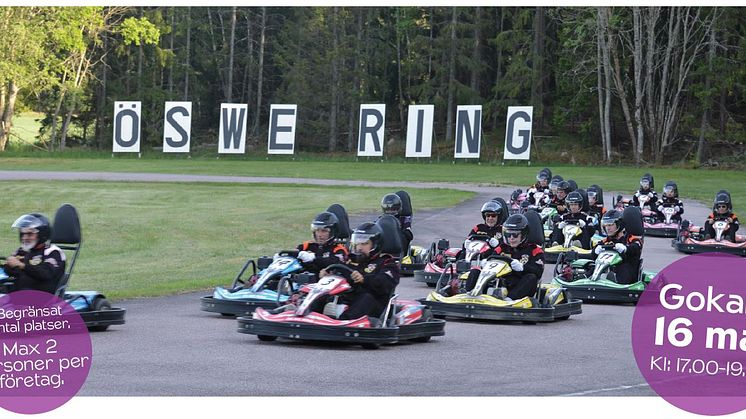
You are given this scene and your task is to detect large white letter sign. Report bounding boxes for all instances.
[357,104,386,157]
[267,104,297,155]
[113,101,141,153]
[163,102,192,153]
[503,106,533,160]
[218,104,248,154]
[454,105,482,159]
[405,105,434,158]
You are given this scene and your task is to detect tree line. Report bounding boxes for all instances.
[0,7,743,164]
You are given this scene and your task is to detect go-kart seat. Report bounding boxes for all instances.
[50,204,82,297]
[623,206,644,238]
[566,179,578,192]
[524,210,545,246]
[576,188,590,213]
[326,203,351,241]
[375,214,405,258]
[395,190,413,217]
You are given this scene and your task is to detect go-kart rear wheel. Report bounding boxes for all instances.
[257,335,277,342]
[220,313,235,317]
[556,315,570,321]
[87,297,112,332]
[410,335,432,343]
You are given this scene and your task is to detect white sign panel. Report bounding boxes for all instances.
[405,105,434,158]
[112,101,141,153]
[218,104,248,154]
[267,104,297,155]
[163,102,192,153]
[503,106,533,160]
[453,105,482,159]
[357,104,386,157]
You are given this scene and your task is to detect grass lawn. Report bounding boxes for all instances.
[0,155,743,210]
[0,181,474,299]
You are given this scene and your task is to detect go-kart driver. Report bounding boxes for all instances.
[587,185,606,221]
[1,213,65,294]
[527,168,552,206]
[380,193,413,251]
[631,173,658,210]
[550,191,595,248]
[455,201,506,262]
[548,181,572,216]
[703,192,739,242]
[655,181,684,223]
[319,222,399,320]
[593,210,642,284]
[465,214,544,301]
[296,212,349,275]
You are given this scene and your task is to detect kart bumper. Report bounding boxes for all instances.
[79,308,126,328]
[672,240,746,256]
[417,298,565,322]
[644,225,678,238]
[237,317,399,345]
[200,296,279,316]
[400,262,425,276]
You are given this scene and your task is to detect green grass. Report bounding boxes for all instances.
[8,112,43,146]
[0,181,474,299]
[0,156,743,210]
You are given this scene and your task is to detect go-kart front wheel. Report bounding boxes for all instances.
[88,297,112,332]
[361,342,380,350]
[257,335,278,342]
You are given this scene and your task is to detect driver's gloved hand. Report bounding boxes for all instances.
[594,246,603,255]
[509,259,524,272]
[298,251,316,263]
[613,243,627,253]
[657,205,664,212]
[488,237,500,248]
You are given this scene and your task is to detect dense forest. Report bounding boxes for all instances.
[0,7,744,164]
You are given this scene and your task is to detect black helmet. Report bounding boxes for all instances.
[536,168,552,183]
[640,173,654,190]
[663,181,678,198]
[557,181,572,195]
[350,222,383,256]
[311,211,339,244]
[381,193,402,216]
[481,201,504,223]
[587,184,604,205]
[549,175,564,191]
[601,209,625,235]
[566,191,583,205]
[502,214,529,245]
[713,191,732,211]
[12,213,52,248]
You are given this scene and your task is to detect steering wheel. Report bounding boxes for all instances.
[323,264,356,283]
[277,250,300,258]
[484,254,513,264]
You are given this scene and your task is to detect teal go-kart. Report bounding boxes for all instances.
[551,207,655,304]
[1,204,126,331]
[200,251,313,317]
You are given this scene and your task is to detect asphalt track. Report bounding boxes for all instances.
[0,171,711,396]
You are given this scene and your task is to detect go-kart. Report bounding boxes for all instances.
[672,219,746,256]
[551,246,656,304]
[400,245,427,276]
[238,228,446,349]
[643,205,680,238]
[544,223,596,264]
[539,206,558,244]
[419,210,582,322]
[413,236,492,287]
[200,252,311,317]
[551,206,654,303]
[0,204,126,331]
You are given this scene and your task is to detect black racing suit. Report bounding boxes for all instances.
[548,196,568,217]
[296,240,349,275]
[654,197,684,223]
[588,205,607,233]
[458,223,502,260]
[594,233,643,285]
[527,183,550,206]
[631,190,658,211]
[465,242,545,300]
[550,211,595,249]
[339,253,400,320]
[2,245,66,294]
[703,211,740,242]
